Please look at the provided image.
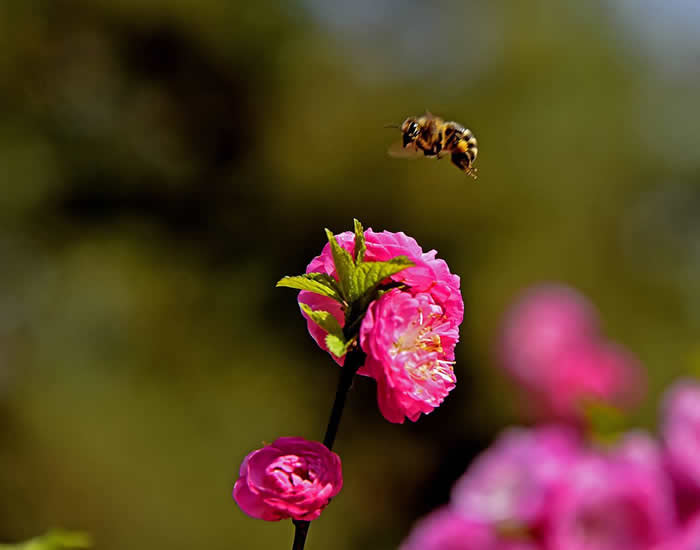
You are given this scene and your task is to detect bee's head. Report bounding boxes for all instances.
[400,117,421,147]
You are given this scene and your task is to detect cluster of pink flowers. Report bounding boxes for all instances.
[401,378,700,549]
[299,228,464,423]
[500,284,644,420]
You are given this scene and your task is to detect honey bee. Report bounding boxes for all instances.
[387,112,478,178]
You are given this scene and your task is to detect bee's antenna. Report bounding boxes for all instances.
[383,123,400,129]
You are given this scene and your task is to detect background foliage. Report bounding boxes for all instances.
[1,1,699,548]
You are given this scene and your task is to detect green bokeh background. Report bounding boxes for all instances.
[1,1,699,548]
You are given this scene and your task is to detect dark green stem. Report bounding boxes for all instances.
[290,346,366,550]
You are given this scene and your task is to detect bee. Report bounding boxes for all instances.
[387,112,478,178]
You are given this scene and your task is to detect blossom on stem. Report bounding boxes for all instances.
[360,288,459,423]
[233,437,342,521]
[298,226,464,423]
[299,229,463,370]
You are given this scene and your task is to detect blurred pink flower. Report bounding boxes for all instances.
[545,450,676,550]
[543,342,644,419]
[399,507,539,550]
[654,512,700,550]
[501,285,599,391]
[233,437,342,521]
[360,288,459,423]
[662,380,700,502]
[299,228,463,371]
[615,430,670,480]
[451,425,581,527]
[500,284,644,421]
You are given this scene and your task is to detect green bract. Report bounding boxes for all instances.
[276,219,414,357]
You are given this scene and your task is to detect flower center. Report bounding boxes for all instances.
[268,455,318,489]
[392,312,445,356]
[391,309,455,389]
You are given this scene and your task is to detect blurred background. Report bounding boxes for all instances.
[1,0,699,548]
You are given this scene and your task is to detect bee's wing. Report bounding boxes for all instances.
[387,140,423,159]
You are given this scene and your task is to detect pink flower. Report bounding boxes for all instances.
[399,507,539,550]
[360,288,459,423]
[545,449,676,550]
[500,284,644,421]
[500,285,599,391]
[451,425,581,527]
[615,430,669,480]
[299,228,463,371]
[543,341,644,419]
[654,512,700,550]
[662,380,700,505]
[233,437,342,521]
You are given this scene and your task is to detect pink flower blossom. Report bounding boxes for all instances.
[500,284,599,391]
[360,288,459,423]
[545,449,676,550]
[233,437,342,521]
[299,229,463,372]
[654,512,700,550]
[615,430,669,481]
[399,507,539,550]
[662,380,700,505]
[500,284,644,421]
[451,425,581,527]
[542,341,644,419]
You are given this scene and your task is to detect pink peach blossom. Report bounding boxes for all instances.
[451,425,581,527]
[360,288,459,423]
[662,380,700,498]
[615,430,670,481]
[299,228,463,370]
[654,512,700,550]
[399,507,539,550]
[500,284,599,391]
[500,284,644,421]
[542,341,644,419]
[545,449,676,550]
[233,437,342,521]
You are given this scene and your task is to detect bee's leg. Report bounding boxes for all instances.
[423,142,441,158]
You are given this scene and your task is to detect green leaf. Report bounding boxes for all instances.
[325,228,355,299]
[299,303,344,338]
[349,256,414,302]
[276,273,343,302]
[353,218,366,263]
[0,531,92,550]
[325,334,350,358]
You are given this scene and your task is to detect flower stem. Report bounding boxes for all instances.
[290,346,366,550]
[323,347,365,450]
[291,520,309,550]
